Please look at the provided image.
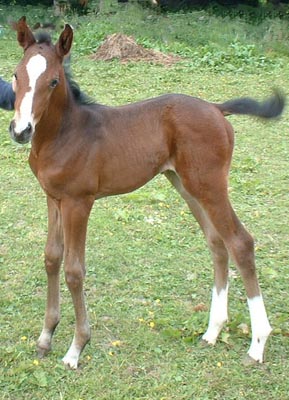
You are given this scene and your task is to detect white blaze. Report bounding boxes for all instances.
[14,54,47,134]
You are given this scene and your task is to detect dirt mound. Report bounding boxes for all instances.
[92,33,181,65]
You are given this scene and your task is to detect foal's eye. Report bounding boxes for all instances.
[50,79,59,88]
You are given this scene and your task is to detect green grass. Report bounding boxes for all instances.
[1,2,289,399]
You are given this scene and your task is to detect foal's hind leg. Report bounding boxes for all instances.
[37,196,64,357]
[165,171,229,346]
[177,169,271,362]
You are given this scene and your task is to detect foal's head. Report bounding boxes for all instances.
[9,16,73,144]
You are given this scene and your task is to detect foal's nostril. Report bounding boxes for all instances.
[27,122,32,134]
[9,120,15,134]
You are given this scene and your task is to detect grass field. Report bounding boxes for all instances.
[1,1,289,399]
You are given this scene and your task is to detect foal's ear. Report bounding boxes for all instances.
[13,16,36,50]
[55,24,73,58]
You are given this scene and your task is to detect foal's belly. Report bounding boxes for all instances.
[95,142,171,198]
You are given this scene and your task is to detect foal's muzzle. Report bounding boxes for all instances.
[9,120,32,144]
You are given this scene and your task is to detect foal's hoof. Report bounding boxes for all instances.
[62,355,79,370]
[37,345,51,359]
[242,354,262,367]
[200,338,214,347]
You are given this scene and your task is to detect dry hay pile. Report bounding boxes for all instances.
[92,33,181,65]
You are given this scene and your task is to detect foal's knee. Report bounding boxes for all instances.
[45,245,63,275]
[65,263,85,291]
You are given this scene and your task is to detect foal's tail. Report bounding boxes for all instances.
[216,89,286,119]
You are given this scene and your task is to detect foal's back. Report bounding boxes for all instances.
[63,93,233,199]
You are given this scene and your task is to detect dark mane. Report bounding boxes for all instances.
[35,31,52,45]
[64,58,96,106]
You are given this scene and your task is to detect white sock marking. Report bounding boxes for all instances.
[14,54,47,134]
[202,285,228,344]
[62,337,81,369]
[247,296,272,362]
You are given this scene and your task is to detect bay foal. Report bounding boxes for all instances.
[10,17,285,368]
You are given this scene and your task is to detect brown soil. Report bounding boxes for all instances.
[91,33,181,65]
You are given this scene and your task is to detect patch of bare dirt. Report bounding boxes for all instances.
[91,33,181,65]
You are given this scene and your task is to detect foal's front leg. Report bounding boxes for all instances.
[60,197,93,369]
[37,196,63,357]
